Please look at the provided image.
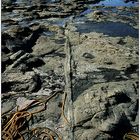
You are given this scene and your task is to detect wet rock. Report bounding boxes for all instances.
[2,71,42,93]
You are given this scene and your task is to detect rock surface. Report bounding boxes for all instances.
[1,1,139,140]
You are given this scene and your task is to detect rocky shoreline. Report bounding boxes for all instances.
[1,0,139,139]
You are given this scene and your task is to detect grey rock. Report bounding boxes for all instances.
[10,50,25,61]
[1,5,139,140]
[2,71,41,93]
[8,53,45,72]
[6,53,31,71]
[1,100,15,114]
[32,35,61,56]
[80,129,111,140]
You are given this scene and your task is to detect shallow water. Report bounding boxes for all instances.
[92,0,138,7]
[75,21,138,38]
[2,0,138,38]
[80,9,93,16]
[12,0,138,7]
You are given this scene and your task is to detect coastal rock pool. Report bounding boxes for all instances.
[75,21,138,38]
[92,0,138,7]
[7,0,138,6]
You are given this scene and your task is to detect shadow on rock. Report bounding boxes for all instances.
[24,27,44,52]
[72,67,130,102]
[109,115,132,140]
[2,72,42,93]
[2,27,43,53]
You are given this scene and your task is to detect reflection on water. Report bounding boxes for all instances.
[93,0,138,6]
[2,0,138,37]
[13,0,138,6]
[75,21,138,38]
[80,9,93,16]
